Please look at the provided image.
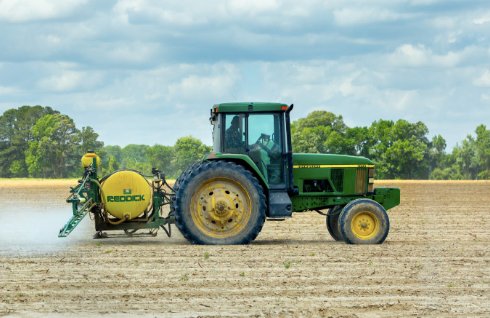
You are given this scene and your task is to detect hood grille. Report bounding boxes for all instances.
[355,168,368,194]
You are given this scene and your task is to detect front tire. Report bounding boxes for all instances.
[326,206,343,241]
[173,161,266,245]
[339,199,390,244]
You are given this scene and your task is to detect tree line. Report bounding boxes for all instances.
[0,105,488,179]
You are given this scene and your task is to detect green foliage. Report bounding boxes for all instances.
[0,106,103,178]
[367,120,431,179]
[25,114,81,178]
[79,127,104,154]
[99,145,122,175]
[430,164,463,180]
[292,111,351,154]
[450,125,490,179]
[0,105,58,177]
[105,143,176,177]
[97,139,208,179]
[120,144,151,172]
[172,136,211,177]
[147,144,174,177]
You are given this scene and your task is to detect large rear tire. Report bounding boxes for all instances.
[339,199,390,244]
[326,206,343,241]
[173,161,266,245]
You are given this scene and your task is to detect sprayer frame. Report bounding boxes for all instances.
[59,158,175,238]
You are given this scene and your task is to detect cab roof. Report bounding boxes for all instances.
[212,102,289,113]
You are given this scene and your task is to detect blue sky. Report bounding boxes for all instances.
[0,0,489,150]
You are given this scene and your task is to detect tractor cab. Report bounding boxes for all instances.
[210,102,294,188]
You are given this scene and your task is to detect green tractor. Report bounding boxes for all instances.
[59,102,400,245]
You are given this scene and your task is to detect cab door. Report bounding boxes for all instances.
[246,113,287,189]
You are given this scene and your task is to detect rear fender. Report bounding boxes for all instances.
[205,153,269,190]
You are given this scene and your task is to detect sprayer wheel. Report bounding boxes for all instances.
[173,161,266,245]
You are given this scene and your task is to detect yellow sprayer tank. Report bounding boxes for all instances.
[101,170,152,220]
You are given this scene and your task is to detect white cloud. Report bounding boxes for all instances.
[227,0,279,15]
[389,44,462,67]
[38,69,103,92]
[167,64,239,103]
[408,0,442,5]
[333,8,409,26]
[474,70,490,87]
[113,0,206,26]
[0,85,18,95]
[473,12,490,25]
[379,90,418,112]
[105,43,159,65]
[391,44,429,66]
[38,71,82,92]
[0,0,87,22]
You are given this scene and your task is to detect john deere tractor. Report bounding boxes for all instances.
[59,102,400,245]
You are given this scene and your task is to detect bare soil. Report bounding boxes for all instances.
[0,180,489,317]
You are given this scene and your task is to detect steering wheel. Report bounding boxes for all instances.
[252,133,276,154]
[254,133,269,144]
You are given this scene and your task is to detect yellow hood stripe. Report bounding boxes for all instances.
[293,164,375,169]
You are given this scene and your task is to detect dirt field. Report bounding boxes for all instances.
[0,180,489,317]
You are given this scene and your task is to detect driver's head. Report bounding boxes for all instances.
[231,116,239,128]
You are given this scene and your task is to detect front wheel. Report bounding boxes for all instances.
[339,199,390,244]
[326,206,343,241]
[173,161,266,245]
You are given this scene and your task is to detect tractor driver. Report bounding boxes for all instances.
[225,115,243,152]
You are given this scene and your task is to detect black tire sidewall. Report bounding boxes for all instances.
[326,206,343,241]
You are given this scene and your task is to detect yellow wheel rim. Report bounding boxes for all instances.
[190,177,252,239]
[351,211,379,240]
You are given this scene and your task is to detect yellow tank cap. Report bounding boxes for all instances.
[81,151,101,168]
[101,170,152,220]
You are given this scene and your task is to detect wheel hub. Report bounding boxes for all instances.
[190,178,252,238]
[351,211,379,239]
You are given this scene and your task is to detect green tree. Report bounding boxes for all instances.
[147,144,174,178]
[452,125,490,179]
[427,134,447,176]
[430,161,463,180]
[0,106,58,177]
[25,114,80,178]
[79,126,104,154]
[427,135,464,180]
[367,119,431,179]
[99,145,122,175]
[345,126,371,157]
[172,136,211,176]
[474,125,490,179]
[120,144,151,172]
[292,111,353,154]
